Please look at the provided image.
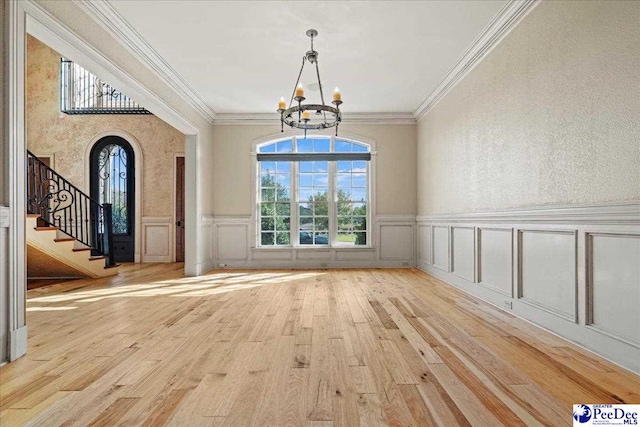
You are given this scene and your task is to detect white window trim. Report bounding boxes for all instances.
[250,130,377,250]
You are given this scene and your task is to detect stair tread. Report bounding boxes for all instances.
[27,214,41,218]
[88,256,105,261]
[54,237,76,242]
[35,227,58,231]
[72,248,92,252]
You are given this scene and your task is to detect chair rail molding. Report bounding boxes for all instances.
[0,207,10,228]
[416,201,640,374]
[73,0,216,124]
[413,0,540,120]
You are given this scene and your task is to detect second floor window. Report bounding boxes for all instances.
[257,136,371,247]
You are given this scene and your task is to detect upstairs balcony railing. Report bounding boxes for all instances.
[27,151,117,268]
[60,59,151,115]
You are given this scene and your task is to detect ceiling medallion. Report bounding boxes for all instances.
[277,29,343,138]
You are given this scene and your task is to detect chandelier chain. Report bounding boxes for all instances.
[289,56,307,108]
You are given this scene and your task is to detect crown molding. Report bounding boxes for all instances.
[413,0,540,121]
[73,0,217,124]
[213,112,416,126]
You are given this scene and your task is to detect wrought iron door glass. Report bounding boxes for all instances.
[97,144,129,234]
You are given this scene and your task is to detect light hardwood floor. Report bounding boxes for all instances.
[1,264,638,426]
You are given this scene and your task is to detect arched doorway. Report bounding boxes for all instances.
[90,136,135,262]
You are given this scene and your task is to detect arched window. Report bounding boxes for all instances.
[90,136,135,261]
[257,136,371,247]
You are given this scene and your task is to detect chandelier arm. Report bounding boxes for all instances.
[289,56,307,108]
[314,60,328,123]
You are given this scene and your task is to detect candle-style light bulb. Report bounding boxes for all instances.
[333,87,341,102]
[278,96,286,110]
[302,110,310,120]
[296,84,304,98]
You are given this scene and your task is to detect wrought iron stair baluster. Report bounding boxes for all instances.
[26,151,118,268]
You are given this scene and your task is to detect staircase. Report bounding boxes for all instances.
[26,151,120,279]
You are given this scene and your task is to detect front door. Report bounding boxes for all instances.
[90,136,135,262]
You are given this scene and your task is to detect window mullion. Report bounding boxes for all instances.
[291,159,297,248]
[329,159,336,247]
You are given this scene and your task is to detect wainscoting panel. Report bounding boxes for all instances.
[451,226,475,282]
[417,202,640,373]
[518,229,577,322]
[588,233,640,347]
[417,224,431,264]
[141,217,172,263]
[216,220,249,261]
[379,224,414,261]
[432,226,450,271]
[478,227,513,296]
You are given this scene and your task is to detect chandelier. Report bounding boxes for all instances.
[277,29,343,137]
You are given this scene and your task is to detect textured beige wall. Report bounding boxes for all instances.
[417,0,640,215]
[211,124,417,216]
[26,35,184,217]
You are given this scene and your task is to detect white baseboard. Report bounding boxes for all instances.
[9,325,28,361]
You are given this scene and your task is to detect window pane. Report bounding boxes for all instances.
[275,217,290,231]
[353,161,367,172]
[276,174,290,187]
[275,186,290,202]
[352,202,366,214]
[299,231,313,245]
[337,161,351,173]
[259,143,276,153]
[276,140,293,153]
[299,204,313,216]
[314,202,328,216]
[275,203,290,216]
[355,232,367,245]
[299,173,313,187]
[297,138,313,153]
[299,161,313,173]
[335,140,351,152]
[300,216,313,228]
[261,203,274,216]
[352,143,369,152]
[261,188,275,201]
[277,162,290,173]
[261,161,276,173]
[338,216,352,231]
[261,233,274,245]
[351,188,366,202]
[314,233,329,245]
[314,139,330,152]
[337,202,352,216]
[313,173,328,187]
[315,217,329,231]
[313,161,328,172]
[337,232,356,244]
[336,174,350,188]
[261,217,274,231]
[352,173,366,188]
[353,216,366,230]
[299,188,313,202]
[276,232,290,245]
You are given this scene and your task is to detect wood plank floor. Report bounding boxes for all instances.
[1,264,638,426]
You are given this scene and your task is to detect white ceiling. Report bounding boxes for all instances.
[109,1,507,114]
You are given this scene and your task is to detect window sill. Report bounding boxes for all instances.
[251,246,375,251]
